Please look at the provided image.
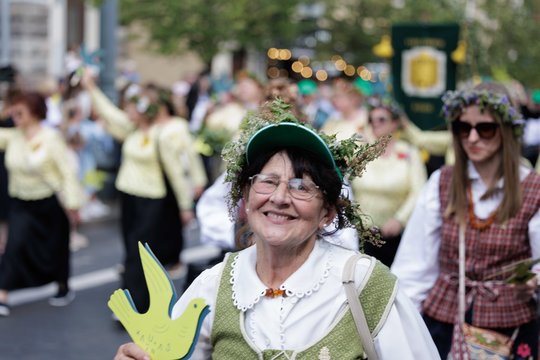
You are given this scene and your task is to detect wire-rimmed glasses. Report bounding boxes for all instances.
[249,174,320,200]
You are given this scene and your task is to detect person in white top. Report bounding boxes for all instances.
[114,100,439,359]
[392,83,540,360]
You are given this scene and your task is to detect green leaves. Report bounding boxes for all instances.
[222,99,387,248]
[117,0,540,86]
[118,0,305,62]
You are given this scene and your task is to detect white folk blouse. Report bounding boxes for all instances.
[172,240,440,359]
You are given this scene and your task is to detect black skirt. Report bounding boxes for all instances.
[0,196,70,290]
[119,183,183,312]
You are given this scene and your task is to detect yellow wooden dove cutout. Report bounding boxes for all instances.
[108,242,210,360]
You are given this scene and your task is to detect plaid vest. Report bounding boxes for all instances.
[423,166,540,328]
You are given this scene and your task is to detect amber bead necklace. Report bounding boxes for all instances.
[467,185,497,231]
[264,288,287,298]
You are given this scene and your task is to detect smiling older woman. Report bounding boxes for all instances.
[114,100,439,360]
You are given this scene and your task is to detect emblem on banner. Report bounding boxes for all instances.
[401,46,446,98]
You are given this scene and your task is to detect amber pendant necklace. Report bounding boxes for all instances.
[264,288,287,298]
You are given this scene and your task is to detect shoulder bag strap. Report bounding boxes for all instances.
[458,220,466,326]
[342,254,379,360]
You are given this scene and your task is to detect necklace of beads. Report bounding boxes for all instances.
[467,185,497,231]
[263,288,287,298]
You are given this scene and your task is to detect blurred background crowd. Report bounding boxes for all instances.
[1,0,540,357]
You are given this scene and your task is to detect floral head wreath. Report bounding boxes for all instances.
[129,87,172,120]
[132,95,159,119]
[441,88,524,137]
[221,98,389,248]
[366,96,403,120]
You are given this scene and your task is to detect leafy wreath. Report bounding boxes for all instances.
[221,99,388,248]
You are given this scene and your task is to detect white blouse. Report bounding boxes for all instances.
[171,240,440,359]
[391,162,540,311]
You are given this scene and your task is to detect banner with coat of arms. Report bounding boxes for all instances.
[391,24,460,130]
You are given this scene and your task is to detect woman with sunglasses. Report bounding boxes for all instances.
[114,100,439,359]
[351,98,427,266]
[392,83,540,359]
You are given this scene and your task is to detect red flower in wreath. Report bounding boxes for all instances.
[517,343,531,358]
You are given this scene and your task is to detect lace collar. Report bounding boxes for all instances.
[230,240,333,312]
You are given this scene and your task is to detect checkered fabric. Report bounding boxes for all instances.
[423,166,540,328]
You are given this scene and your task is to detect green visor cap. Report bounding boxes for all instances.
[245,122,343,181]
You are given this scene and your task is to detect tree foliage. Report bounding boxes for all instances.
[119,0,540,87]
[318,0,540,87]
[118,0,306,63]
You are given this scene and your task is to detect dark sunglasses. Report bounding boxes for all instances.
[451,120,500,140]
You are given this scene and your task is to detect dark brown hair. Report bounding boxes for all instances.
[11,91,47,120]
[235,146,344,249]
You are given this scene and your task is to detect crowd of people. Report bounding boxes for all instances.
[1,52,540,360]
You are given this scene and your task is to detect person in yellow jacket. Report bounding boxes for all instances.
[81,72,201,313]
[321,81,369,141]
[0,91,83,316]
[143,85,208,270]
[351,99,427,266]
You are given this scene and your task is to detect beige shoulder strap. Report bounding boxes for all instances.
[342,254,379,360]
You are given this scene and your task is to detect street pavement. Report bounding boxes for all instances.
[0,202,212,360]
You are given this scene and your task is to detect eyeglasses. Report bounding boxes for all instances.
[451,120,500,140]
[249,174,320,200]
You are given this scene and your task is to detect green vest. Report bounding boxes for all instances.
[210,252,397,359]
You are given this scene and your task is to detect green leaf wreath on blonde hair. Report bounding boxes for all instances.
[221,98,389,249]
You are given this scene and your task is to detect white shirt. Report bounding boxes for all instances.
[391,162,540,311]
[171,240,440,359]
[523,117,540,146]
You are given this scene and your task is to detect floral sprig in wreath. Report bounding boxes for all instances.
[441,89,524,137]
[221,99,388,248]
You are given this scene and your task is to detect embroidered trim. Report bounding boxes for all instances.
[284,244,333,298]
[231,243,334,311]
[318,346,331,360]
[230,254,267,312]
